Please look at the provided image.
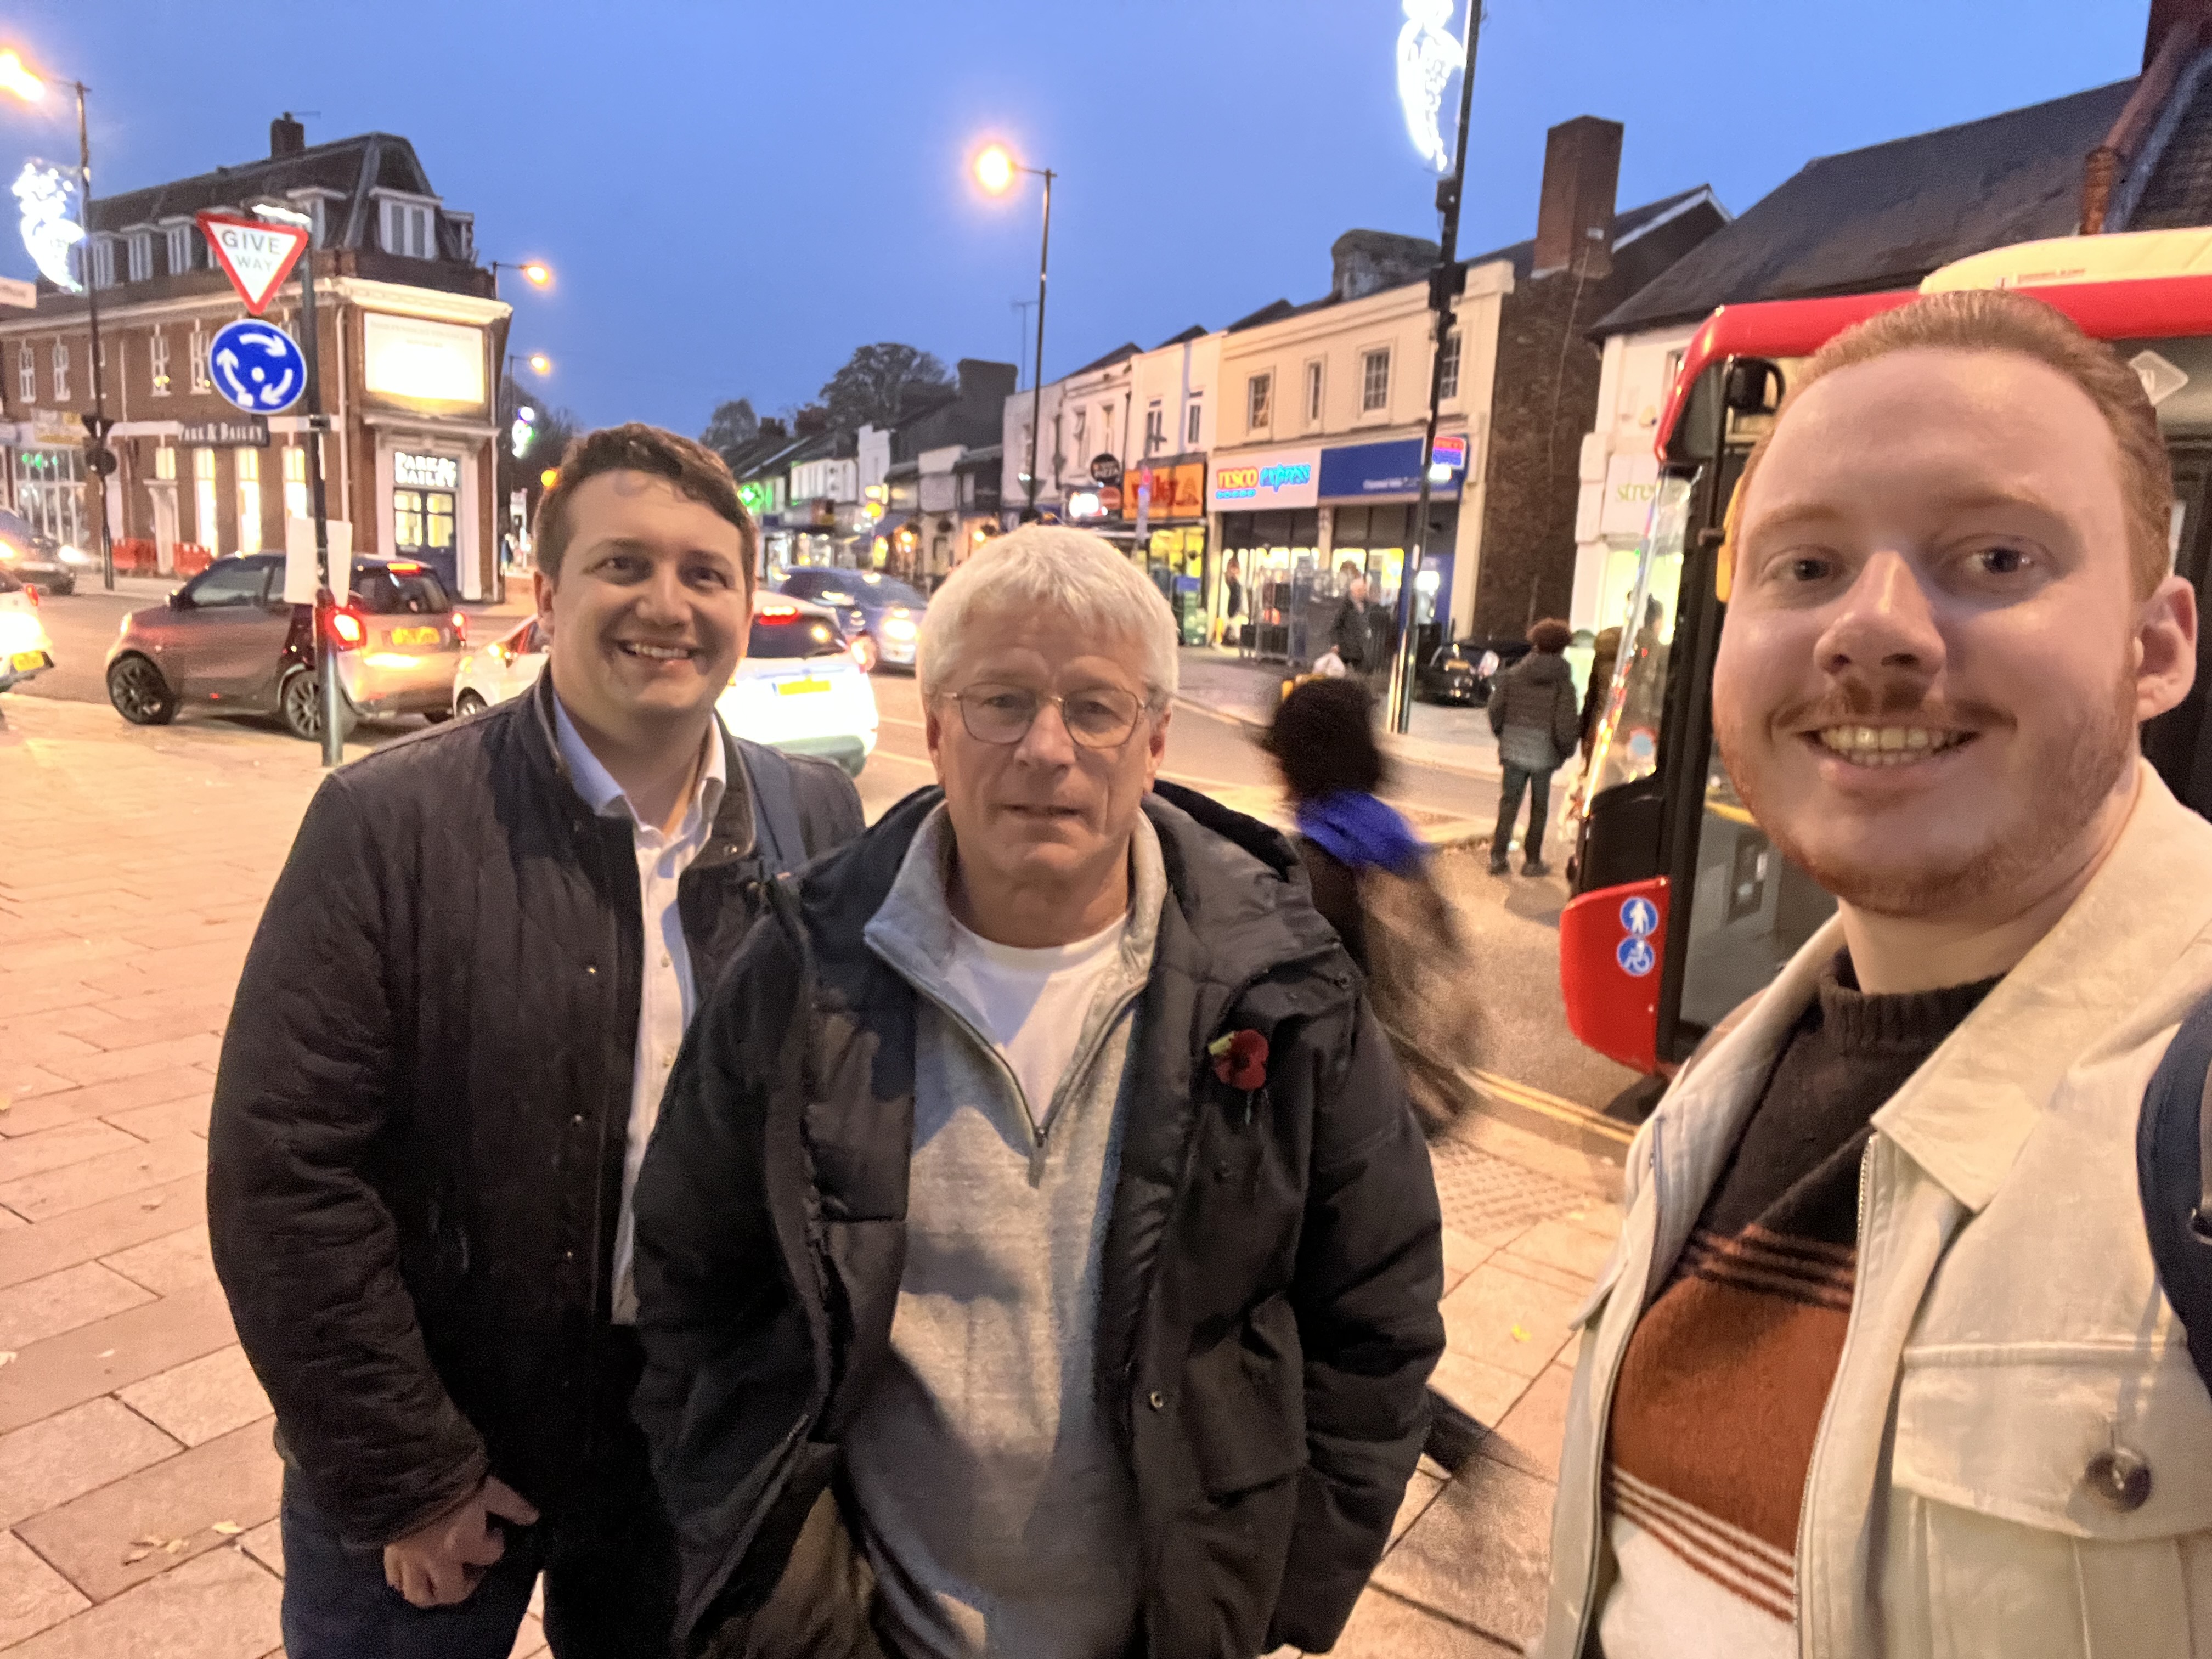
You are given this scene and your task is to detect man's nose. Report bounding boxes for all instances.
[634,564,689,623]
[1816,550,1945,695]
[1013,698,1078,766]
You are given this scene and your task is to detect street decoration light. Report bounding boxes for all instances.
[0,45,115,590]
[1384,1,1482,735]
[971,140,1054,517]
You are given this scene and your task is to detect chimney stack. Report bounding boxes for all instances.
[270,114,306,159]
[1532,116,1623,280]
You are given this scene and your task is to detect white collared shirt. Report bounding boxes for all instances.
[552,698,729,1325]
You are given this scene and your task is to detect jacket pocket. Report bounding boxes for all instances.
[1889,1341,2212,1658]
[1183,1295,1308,1499]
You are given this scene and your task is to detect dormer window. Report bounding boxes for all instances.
[162,219,195,276]
[88,235,116,289]
[127,229,153,283]
[378,194,438,259]
[286,188,341,249]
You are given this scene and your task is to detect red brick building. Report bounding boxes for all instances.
[0,116,511,597]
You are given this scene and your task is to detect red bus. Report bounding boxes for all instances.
[1560,235,2212,1075]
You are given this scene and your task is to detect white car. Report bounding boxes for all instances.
[0,568,55,693]
[449,592,879,776]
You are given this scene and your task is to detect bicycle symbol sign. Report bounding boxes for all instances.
[1618,896,1659,938]
[1616,935,1657,977]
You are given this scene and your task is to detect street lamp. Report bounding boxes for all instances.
[487,258,553,298]
[0,48,115,591]
[972,141,1054,517]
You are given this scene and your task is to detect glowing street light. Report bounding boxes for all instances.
[970,140,1055,516]
[527,352,551,375]
[0,50,42,101]
[488,257,554,299]
[520,261,550,287]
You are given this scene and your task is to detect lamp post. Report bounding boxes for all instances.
[1384,3,1483,735]
[974,144,1054,517]
[487,258,552,301]
[0,51,115,591]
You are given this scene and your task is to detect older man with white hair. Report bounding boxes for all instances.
[630,525,1444,1659]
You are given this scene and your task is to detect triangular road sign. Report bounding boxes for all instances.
[196,212,311,316]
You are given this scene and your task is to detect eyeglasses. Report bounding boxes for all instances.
[944,681,1150,749]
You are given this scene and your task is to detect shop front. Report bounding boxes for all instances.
[1125,458,1209,644]
[1317,433,1467,653]
[1210,444,1321,661]
[359,309,499,599]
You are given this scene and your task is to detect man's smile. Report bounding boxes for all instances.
[1807,723,1977,768]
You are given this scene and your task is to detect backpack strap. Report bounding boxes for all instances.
[2137,990,2212,1399]
[735,740,811,877]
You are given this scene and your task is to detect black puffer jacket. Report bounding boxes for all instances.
[632,782,1445,1658]
[1487,649,1580,771]
[206,674,862,1547]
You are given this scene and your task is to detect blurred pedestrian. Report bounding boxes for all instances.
[208,426,862,1659]
[1579,623,1621,761]
[1265,676,1484,1135]
[1218,553,1245,647]
[1539,291,2212,1657]
[632,524,1443,1659]
[1487,617,1579,875]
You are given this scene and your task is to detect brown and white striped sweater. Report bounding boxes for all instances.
[1596,956,1997,1655]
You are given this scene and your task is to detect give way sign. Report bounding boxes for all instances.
[195,212,311,315]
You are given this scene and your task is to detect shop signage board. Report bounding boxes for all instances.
[1318,435,1466,499]
[1599,452,1661,537]
[394,450,461,490]
[179,416,271,447]
[208,319,307,415]
[1209,445,1321,512]
[195,212,312,316]
[0,274,33,309]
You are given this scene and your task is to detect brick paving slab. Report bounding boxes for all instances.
[0,1401,182,1531]
[0,1545,281,1659]
[0,1532,88,1649]
[0,1178,207,1294]
[0,1263,155,1352]
[116,1348,270,1448]
[0,1069,217,1141]
[0,1281,238,1435]
[100,1226,217,1301]
[0,1135,208,1225]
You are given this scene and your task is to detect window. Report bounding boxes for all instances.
[183,558,269,609]
[155,446,177,481]
[1186,397,1203,447]
[1099,405,1114,457]
[16,343,33,404]
[1247,372,1272,433]
[1438,330,1462,401]
[235,448,263,554]
[189,324,211,393]
[284,445,308,519]
[193,449,219,547]
[52,342,68,403]
[89,237,116,290]
[1144,402,1164,453]
[1071,409,1087,454]
[150,329,171,395]
[164,222,194,276]
[127,231,153,283]
[355,565,450,614]
[1361,348,1390,413]
[1305,360,1323,426]
[380,198,436,259]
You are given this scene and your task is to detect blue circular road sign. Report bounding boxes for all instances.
[1618,896,1659,938]
[1616,935,1657,978]
[208,319,306,414]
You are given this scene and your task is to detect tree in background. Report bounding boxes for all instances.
[701,398,760,470]
[496,373,582,546]
[818,343,951,436]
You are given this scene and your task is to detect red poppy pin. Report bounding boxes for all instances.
[1209,1029,1269,1091]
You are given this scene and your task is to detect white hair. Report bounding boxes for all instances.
[918,524,1181,705]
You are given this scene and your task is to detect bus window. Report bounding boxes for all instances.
[1581,475,1692,805]
[1675,763,1837,1031]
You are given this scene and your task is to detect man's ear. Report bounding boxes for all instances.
[2135,573,2198,724]
[532,567,557,642]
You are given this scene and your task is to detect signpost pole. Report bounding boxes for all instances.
[1385,1,1483,736]
[72,80,114,593]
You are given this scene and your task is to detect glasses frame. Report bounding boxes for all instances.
[941,681,1156,751]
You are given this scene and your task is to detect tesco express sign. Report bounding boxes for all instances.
[1209,445,1321,512]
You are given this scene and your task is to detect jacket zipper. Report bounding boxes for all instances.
[1792,1135,1876,1658]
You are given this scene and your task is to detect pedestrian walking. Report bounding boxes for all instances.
[1487,617,1579,874]
[1264,676,1483,1136]
[1218,554,1245,647]
[1538,290,2211,1657]
[1327,568,1392,680]
[630,524,1444,1659]
[207,424,864,1659]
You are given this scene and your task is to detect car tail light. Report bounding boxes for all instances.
[450,610,468,644]
[327,607,365,649]
[22,584,36,608]
[849,639,870,667]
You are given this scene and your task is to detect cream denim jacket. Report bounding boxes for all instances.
[1540,764,2212,1658]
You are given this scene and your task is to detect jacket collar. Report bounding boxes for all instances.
[1669,763,2212,1217]
[523,668,755,857]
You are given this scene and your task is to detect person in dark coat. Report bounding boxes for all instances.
[206,426,863,1659]
[1327,569,1393,678]
[1487,617,1581,876]
[631,525,1443,1659]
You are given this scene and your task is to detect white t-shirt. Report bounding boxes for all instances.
[941,912,1130,1135]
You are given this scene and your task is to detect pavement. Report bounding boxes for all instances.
[0,660,1627,1657]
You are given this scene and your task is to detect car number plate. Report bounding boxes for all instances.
[9,650,48,672]
[391,626,438,647]
[775,677,830,696]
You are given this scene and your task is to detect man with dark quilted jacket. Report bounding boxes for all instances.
[1487,617,1581,876]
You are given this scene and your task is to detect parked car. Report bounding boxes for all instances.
[104,554,469,741]
[772,567,926,672]
[449,591,879,776]
[0,507,89,596]
[1414,640,1482,705]
[0,567,55,693]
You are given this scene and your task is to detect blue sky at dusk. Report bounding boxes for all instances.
[0,1,2148,436]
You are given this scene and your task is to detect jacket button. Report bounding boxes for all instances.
[571,1114,584,1127]
[563,1249,576,1262]
[2086,1446,2152,1511]
[1147,1390,1166,1412]
[584,964,597,977]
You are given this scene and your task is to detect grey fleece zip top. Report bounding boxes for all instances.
[847,805,1167,1658]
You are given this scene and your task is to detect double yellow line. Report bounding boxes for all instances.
[1469,1068,1636,1146]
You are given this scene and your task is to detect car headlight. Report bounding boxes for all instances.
[58,545,89,566]
[0,541,16,562]
[882,617,918,641]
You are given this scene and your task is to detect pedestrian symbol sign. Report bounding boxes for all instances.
[196,212,311,316]
[208,319,306,414]
[1618,896,1659,938]
[1617,935,1656,977]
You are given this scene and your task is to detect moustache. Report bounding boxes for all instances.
[1769,684,2007,735]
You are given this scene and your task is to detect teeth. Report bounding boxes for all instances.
[1815,725,1964,766]
[623,643,692,661]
